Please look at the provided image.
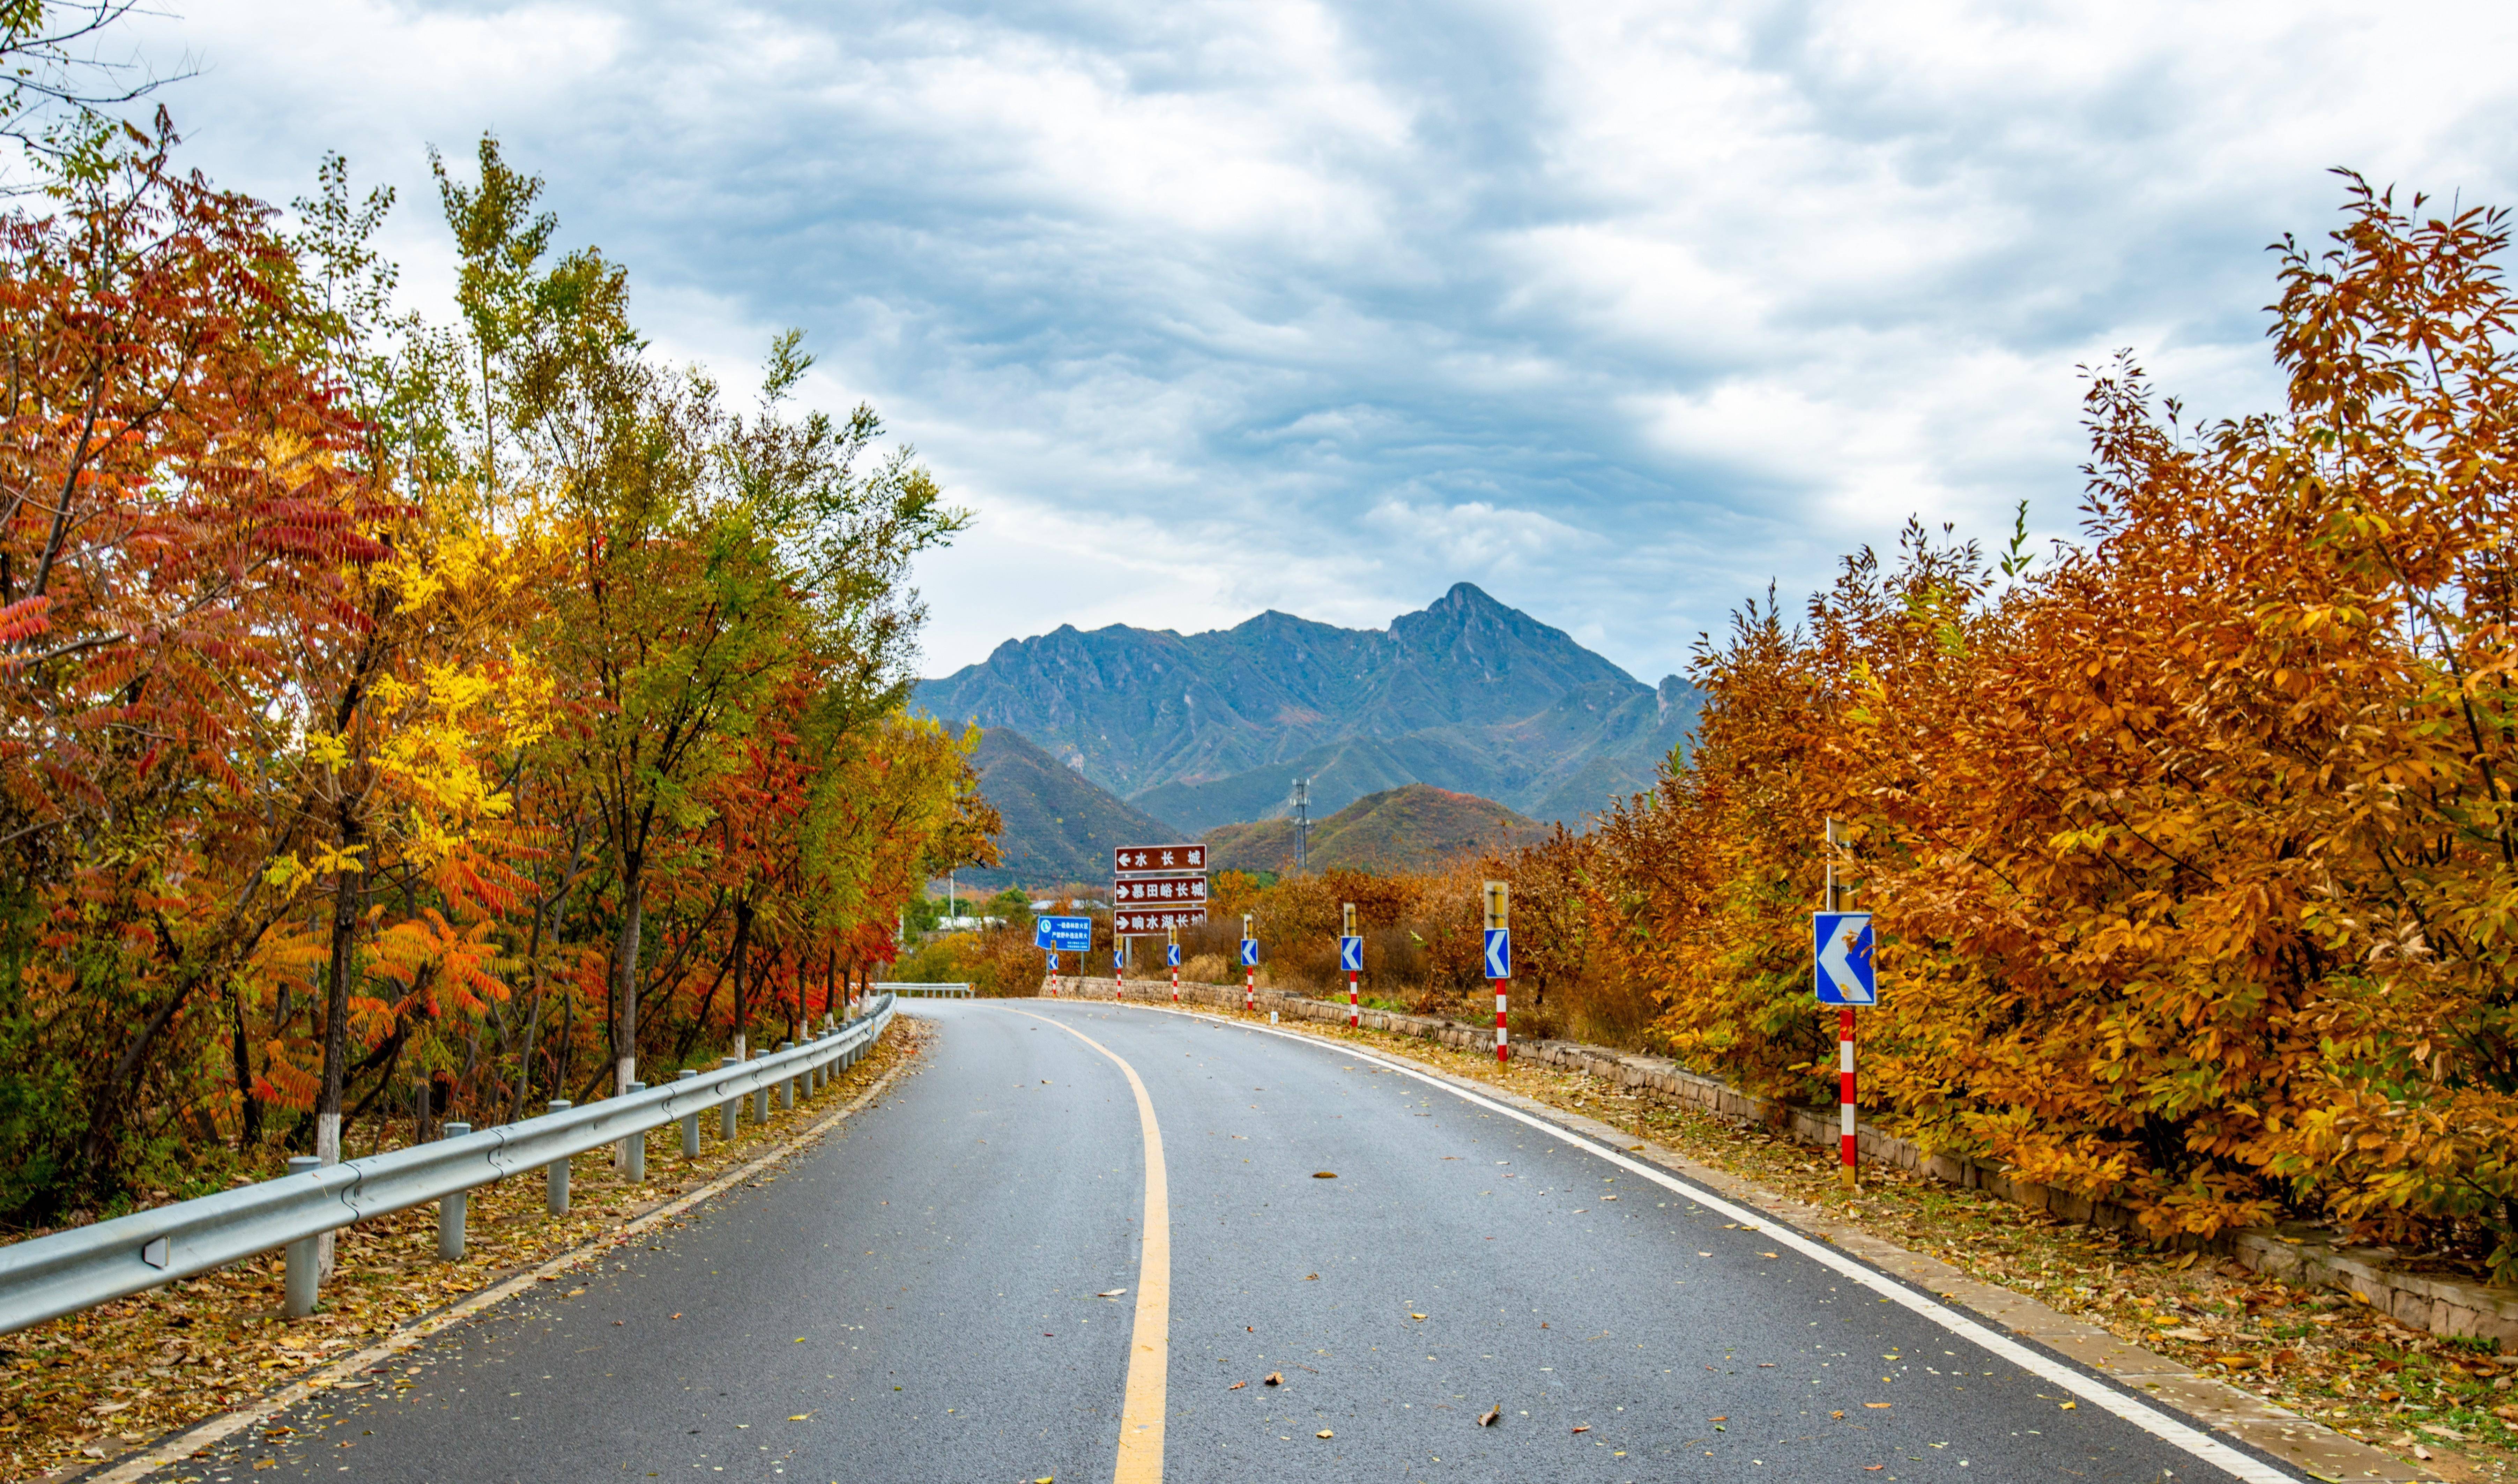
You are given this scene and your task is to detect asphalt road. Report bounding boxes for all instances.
[152,1000,2311,1484]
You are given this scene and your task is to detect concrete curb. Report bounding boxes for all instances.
[1049,972,2518,1354]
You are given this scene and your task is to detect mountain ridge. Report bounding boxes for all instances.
[916,583,1700,826]
[1204,784,1548,875]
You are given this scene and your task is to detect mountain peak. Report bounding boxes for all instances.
[917,586,1701,826]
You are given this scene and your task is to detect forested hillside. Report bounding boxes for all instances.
[1204,784,1544,875]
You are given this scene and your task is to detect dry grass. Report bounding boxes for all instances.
[0,1019,922,1482]
[1255,1006,2518,1482]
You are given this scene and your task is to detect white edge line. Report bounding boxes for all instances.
[80,1036,918,1484]
[1062,1000,2310,1484]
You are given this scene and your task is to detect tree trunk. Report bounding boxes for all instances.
[730,898,753,1060]
[229,981,261,1150]
[314,798,362,1280]
[612,854,644,1095]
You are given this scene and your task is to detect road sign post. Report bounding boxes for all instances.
[1484,880,1511,1064]
[1241,914,1257,1012]
[1812,819,1873,1189]
[1340,903,1361,1028]
[1034,915,1092,999]
[1113,943,1124,1003]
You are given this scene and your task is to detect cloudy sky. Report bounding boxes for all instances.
[111,0,2518,682]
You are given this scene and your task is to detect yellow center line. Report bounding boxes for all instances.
[1013,1008,1169,1484]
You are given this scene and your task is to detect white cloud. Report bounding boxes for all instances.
[106,0,2518,682]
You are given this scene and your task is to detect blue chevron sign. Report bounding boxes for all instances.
[1812,912,1876,1005]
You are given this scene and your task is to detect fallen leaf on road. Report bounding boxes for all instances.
[792,1336,805,1343]
[1264,1372,1284,1386]
[1303,1273,1319,1281]
[1097,1289,1127,1298]
[1865,1403,1892,1409]
[1866,1466,1884,1471]
[788,1414,809,1421]
[1831,1411,1845,1419]
[1227,1381,1246,1390]
[2059,1401,2077,1410]
[1572,1425,1590,1433]
[669,1313,681,1320]
[1316,1430,1334,1438]
[1602,1194,1617,1201]
[1314,1171,1337,1179]
[1710,1416,1726,1423]
[1761,1252,1780,1259]
[1410,1312,1426,1320]
[1478,1405,1501,1427]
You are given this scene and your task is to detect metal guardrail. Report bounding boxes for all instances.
[0,994,896,1337]
[878,981,974,999]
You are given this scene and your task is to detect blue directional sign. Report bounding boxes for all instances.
[1034,914,1093,952]
[1812,912,1877,1005]
[1166,943,1181,967]
[1240,938,1259,967]
[1338,935,1364,973]
[1484,928,1512,980]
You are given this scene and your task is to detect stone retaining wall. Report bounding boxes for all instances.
[1038,971,2518,1351]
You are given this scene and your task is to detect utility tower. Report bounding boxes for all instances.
[1289,777,1311,875]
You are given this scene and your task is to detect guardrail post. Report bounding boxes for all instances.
[437,1124,471,1260]
[754,1068,772,1123]
[283,1156,322,1317]
[807,1036,822,1093]
[678,1070,701,1157]
[622,1086,647,1181]
[779,1043,796,1110]
[720,1056,740,1139]
[546,1100,572,1214]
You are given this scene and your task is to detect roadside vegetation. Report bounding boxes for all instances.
[0,7,996,1230]
[1031,185,2518,1297]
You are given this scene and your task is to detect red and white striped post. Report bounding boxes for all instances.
[1485,880,1510,1064]
[1114,942,1124,1003]
[1242,913,1256,1012]
[1342,901,1360,1028]
[1827,817,1856,1190]
[1047,950,1058,997]
[1169,925,1180,1004]
[1838,1007,1856,1185]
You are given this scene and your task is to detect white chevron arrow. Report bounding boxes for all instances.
[1818,915,1874,1003]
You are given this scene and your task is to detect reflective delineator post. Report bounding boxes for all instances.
[1170,926,1180,1004]
[1486,880,1510,1064]
[1047,949,1059,997]
[1243,913,1256,1012]
[1343,901,1360,1028]
[1114,943,1124,1003]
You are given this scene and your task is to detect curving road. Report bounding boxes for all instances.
[157,1000,2319,1483]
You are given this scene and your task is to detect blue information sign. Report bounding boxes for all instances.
[1338,935,1364,973]
[1484,928,1511,980]
[1812,912,1877,1005]
[1240,938,1258,967]
[1166,943,1181,967]
[1034,915,1093,952]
